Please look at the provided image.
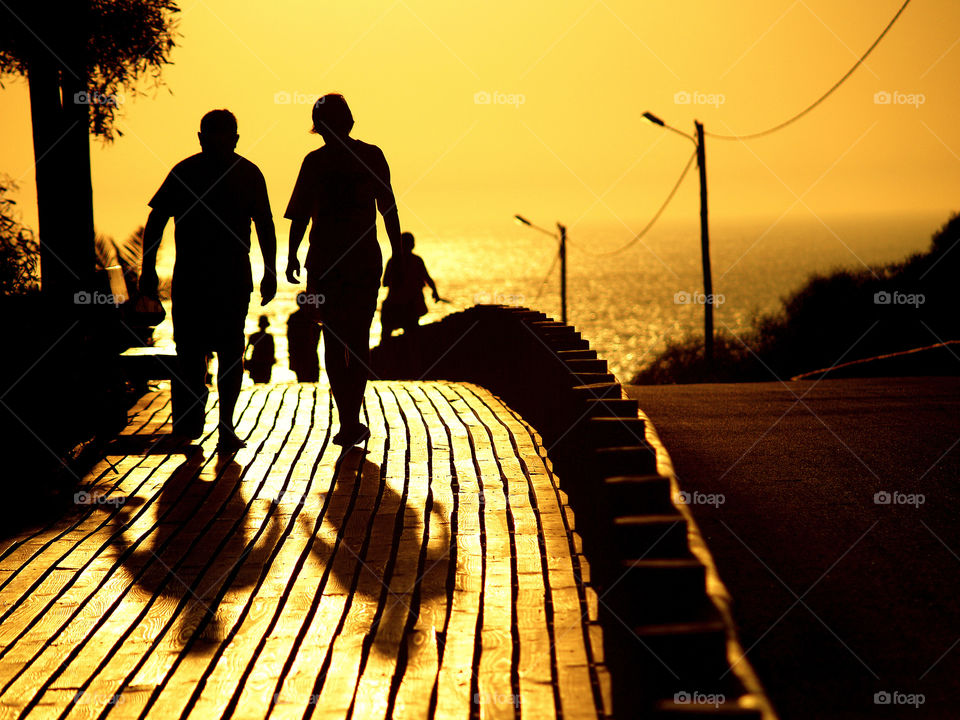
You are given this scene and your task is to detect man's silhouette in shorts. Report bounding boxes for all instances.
[140,109,277,451]
[285,94,403,446]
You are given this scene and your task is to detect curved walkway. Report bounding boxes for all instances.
[0,381,609,719]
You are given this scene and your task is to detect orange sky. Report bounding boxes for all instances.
[1,0,958,244]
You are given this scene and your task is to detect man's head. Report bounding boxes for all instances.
[311,94,354,140]
[198,109,238,157]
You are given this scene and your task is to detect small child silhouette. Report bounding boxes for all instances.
[246,315,275,384]
[380,232,439,342]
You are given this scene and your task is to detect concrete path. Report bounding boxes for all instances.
[0,381,609,719]
[628,376,960,720]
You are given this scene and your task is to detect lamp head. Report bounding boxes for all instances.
[642,111,665,126]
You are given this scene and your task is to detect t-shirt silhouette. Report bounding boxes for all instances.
[284,138,392,284]
[383,254,429,317]
[150,152,271,295]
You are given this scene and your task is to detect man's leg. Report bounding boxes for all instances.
[172,344,208,437]
[217,335,245,436]
[323,323,353,427]
[216,292,250,449]
[344,322,369,428]
[170,291,208,437]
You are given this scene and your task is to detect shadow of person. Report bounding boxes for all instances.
[299,446,451,663]
[111,452,283,652]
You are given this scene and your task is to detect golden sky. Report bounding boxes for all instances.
[1,0,958,244]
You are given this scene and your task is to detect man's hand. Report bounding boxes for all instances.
[260,274,277,306]
[286,255,301,284]
[139,266,159,299]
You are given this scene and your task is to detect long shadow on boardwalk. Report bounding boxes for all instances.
[287,444,453,711]
[102,436,451,711]
[111,454,284,653]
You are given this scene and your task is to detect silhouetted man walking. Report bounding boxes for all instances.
[140,109,277,451]
[285,94,403,446]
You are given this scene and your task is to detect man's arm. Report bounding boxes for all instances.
[286,219,308,284]
[424,266,440,301]
[374,150,403,278]
[139,208,169,298]
[254,213,277,306]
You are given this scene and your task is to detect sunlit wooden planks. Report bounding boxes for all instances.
[0,380,606,720]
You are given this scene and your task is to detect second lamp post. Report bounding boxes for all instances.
[643,111,714,364]
[515,214,567,325]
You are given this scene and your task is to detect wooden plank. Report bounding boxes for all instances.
[0,379,607,720]
[452,384,557,720]
[389,381,454,720]
[463,384,604,720]
[182,385,329,719]
[119,386,299,719]
[437,383,515,720]
[269,393,385,717]
[309,387,399,718]
[153,385,324,719]
[0,390,258,705]
[424,383,483,720]
[17,386,278,717]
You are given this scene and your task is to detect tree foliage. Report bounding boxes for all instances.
[0,177,40,296]
[0,0,180,139]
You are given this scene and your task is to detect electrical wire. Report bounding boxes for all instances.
[533,249,561,302]
[706,0,912,141]
[578,148,698,257]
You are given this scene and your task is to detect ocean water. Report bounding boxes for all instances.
[154,212,945,383]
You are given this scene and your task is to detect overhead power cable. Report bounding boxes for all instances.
[580,149,697,257]
[706,0,912,141]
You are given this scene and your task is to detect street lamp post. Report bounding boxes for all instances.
[643,112,714,363]
[515,214,567,325]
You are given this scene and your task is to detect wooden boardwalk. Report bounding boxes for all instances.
[0,381,610,719]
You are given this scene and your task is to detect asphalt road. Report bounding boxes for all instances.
[628,377,960,720]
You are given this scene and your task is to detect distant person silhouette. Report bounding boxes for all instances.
[380,231,439,342]
[287,293,321,382]
[140,109,277,452]
[246,315,275,384]
[285,94,403,446]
